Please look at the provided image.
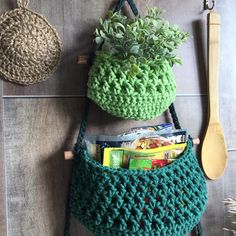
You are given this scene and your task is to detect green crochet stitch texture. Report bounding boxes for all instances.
[70,140,207,236]
[87,52,176,120]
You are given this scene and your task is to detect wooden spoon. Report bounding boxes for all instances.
[201,11,228,180]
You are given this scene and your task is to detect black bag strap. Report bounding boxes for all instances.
[74,99,90,154]
[114,0,139,16]
[169,103,181,129]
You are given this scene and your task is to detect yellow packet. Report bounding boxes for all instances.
[103,143,186,168]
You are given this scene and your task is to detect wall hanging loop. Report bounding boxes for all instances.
[17,0,29,8]
[204,0,215,10]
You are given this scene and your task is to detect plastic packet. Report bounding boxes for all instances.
[129,159,174,170]
[128,130,188,150]
[130,123,173,132]
[84,126,187,164]
[84,129,174,162]
[160,129,188,144]
[103,143,186,168]
[119,123,173,136]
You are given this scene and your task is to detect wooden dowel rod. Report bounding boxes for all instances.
[64,138,200,160]
[64,151,74,160]
[77,55,89,64]
[193,138,200,145]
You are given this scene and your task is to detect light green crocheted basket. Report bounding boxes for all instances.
[87,52,176,120]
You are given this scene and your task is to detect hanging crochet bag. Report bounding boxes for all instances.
[64,100,207,236]
[64,1,207,235]
[87,0,189,120]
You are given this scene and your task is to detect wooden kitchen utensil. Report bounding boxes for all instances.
[201,11,228,180]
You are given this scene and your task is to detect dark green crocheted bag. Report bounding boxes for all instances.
[63,100,207,236]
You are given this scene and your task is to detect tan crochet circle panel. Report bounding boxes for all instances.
[0,0,62,85]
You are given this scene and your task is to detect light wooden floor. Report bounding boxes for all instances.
[1,0,236,235]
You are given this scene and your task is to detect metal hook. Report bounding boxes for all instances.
[204,0,215,10]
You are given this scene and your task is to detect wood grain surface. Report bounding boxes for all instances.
[1,0,208,96]
[1,0,235,97]
[4,98,201,236]
[1,0,236,236]
[2,98,236,236]
[202,152,236,236]
[0,81,6,236]
[3,99,79,236]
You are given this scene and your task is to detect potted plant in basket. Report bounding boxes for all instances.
[87,8,189,120]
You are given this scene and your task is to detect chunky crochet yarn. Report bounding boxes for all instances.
[69,140,207,236]
[87,52,176,120]
[0,0,62,85]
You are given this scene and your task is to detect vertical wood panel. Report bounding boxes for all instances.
[218,1,236,151]
[0,97,208,235]
[2,0,235,109]
[223,152,236,235]
[4,98,235,236]
[202,178,225,236]
[1,0,236,235]
[0,80,6,235]
[4,99,82,236]
[1,0,110,96]
[201,151,236,236]
[2,0,208,96]
[3,98,236,236]
[2,0,236,103]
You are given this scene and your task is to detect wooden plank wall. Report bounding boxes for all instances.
[0,0,236,236]
[0,80,6,235]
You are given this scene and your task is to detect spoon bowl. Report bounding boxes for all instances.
[202,122,227,179]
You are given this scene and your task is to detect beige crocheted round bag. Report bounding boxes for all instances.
[0,0,62,85]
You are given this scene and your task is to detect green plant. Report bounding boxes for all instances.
[95,8,189,66]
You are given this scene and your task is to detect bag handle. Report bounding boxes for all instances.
[169,103,182,129]
[114,0,139,16]
[17,0,29,8]
[74,99,90,154]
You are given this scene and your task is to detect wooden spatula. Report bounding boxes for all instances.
[201,11,228,180]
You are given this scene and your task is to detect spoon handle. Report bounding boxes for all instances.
[207,11,220,123]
